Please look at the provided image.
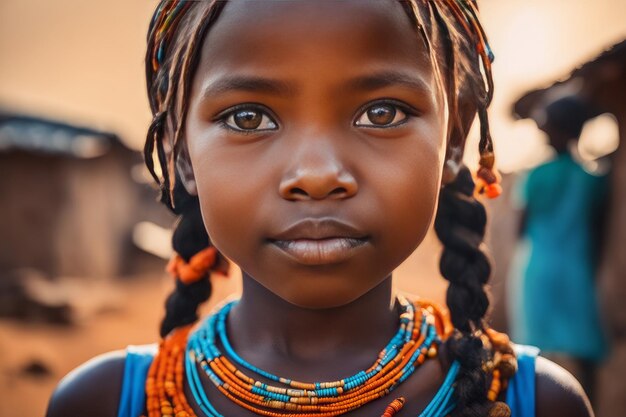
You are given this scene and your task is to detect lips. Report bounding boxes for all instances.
[268,219,369,265]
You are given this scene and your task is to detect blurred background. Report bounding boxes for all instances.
[0,0,624,416]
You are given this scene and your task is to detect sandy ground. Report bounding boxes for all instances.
[0,232,448,417]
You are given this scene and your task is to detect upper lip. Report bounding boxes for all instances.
[269,218,368,241]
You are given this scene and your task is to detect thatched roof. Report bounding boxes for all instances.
[570,39,626,78]
[0,113,125,159]
[513,39,626,120]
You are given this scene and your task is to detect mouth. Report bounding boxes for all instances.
[267,219,370,265]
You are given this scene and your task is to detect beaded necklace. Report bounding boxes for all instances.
[143,296,480,417]
[186,296,445,416]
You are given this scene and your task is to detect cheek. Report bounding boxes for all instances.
[187,134,274,261]
[371,133,444,262]
[195,167,260,263]
[194,167,238,241]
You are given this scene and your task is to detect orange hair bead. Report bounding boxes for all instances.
[166,247,218,284]
[484,183,503,199]
[484,328,510,349]
[487,369,501,401]
[475,161,503,199]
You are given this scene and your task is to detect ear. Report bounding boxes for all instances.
[442,142,463,185]
[175,139,198,196]
[442,100,475,185]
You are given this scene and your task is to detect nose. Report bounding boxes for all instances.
[278,140,358,201]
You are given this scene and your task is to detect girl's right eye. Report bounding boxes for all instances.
[218,106,278,133]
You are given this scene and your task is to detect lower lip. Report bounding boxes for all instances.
[270,237,368,265]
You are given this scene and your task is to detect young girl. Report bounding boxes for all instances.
[47,1,593,416]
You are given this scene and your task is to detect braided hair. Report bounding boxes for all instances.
[159,177,219,338]
[143,1,514,416]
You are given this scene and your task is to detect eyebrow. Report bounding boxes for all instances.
[199,70,432,101]
[345,70,433,95]
[200,75,296,99]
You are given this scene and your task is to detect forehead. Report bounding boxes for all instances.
[192,0,434,91]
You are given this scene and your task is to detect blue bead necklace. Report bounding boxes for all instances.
[184,296,460,416]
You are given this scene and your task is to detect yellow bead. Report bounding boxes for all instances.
[428,347,438,358]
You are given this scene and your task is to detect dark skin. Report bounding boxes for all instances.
[47,1,594,416]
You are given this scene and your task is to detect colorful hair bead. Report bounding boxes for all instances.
[474,152,502,199]
[440,0,501,199]
[166,246,218,284]
[150,1,194,72]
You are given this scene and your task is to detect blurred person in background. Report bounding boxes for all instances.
[508,96,609,400]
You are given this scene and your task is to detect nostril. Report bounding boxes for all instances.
[291,187,308,196]
[287,186,348,200]
[279,173,358,201]
[330,187,347,196]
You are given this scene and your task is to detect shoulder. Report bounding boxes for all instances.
[46,350,127,417]
[534,356,594,417]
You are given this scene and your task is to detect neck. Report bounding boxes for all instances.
[227,273,399,365]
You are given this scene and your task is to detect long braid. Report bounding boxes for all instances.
[159,178,221,338]
[408,2,515,416]
[435,166,495,417]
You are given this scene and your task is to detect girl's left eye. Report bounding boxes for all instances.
[355,102,410,128]
[220,107,278,132]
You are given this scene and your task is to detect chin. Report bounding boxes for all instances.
[275,283,373,310]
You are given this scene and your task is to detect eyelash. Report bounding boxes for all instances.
[214,100,417,134]
[354,99,417,129]
[215,104,278,135]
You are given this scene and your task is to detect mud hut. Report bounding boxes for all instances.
[0,113,168,280]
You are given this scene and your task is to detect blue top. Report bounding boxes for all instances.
[117,344,158,417]
[508,154,607,360]
[116,344,539,417]
[507,345,540,417]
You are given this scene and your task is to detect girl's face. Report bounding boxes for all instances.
[183,0,448,308]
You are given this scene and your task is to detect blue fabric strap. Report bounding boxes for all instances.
[506,344,540,417]
[117,344,158,417]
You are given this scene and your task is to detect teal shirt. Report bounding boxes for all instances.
[509,154,608,360]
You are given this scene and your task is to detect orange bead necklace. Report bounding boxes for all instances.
[143,296,454,417]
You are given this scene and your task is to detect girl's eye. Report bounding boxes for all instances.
[220,107,278,132]
[355,103,410,128]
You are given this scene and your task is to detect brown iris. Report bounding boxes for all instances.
[367,104,396,125]
[234,110,263,129]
